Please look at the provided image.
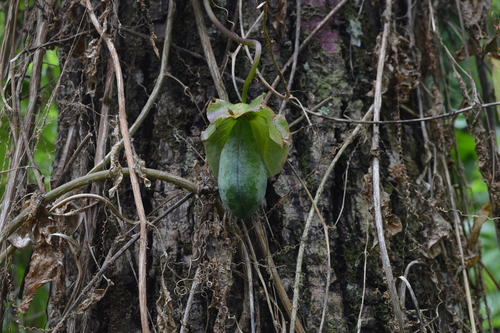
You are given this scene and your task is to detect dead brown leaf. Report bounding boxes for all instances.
[467,201,491,250]
[74,288,108,314]
[388,163,407,183]
[8,191,46,251]
[425,211,452,259]
[380,189,402,237]
[18,243,63,314]
[156,274,176,333]
[272,0,287,42]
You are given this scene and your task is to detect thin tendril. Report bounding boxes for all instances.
[202,0,261,103]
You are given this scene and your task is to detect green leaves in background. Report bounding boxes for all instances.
[201,94,290,179]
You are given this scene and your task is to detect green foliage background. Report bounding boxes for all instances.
[453,1,500,328]
[0,6,59,328]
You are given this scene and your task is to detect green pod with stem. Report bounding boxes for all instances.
[201,0,290,219]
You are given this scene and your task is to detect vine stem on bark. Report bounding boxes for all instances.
[289,105,373,333]
[370,1,406,331]
[191,0,228,100]
[88,1,176,174]
[82,2,151,330]
[0,167,198,251]
[50,193,193,332]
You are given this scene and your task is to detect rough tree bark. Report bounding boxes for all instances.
[1,0,496,332]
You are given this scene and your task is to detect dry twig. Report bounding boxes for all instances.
[441,154,477,332]
[81,2,151,330]
[180,267,201,333]
[369,1,405,330]
[0,5,49,230]
[235,222,282,332]
[89,0,176,174]
[288,163,330,333]
[51,193,193,331]
[192,0,228,100]
[253,220,306,333]
[288,105,373,333]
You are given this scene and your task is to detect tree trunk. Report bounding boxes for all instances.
[1,0,495,332]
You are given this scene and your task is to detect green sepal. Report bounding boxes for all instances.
[206,94,263,122]
[201,94,291,179]
[200,117,237,178]
[249,105,290,177]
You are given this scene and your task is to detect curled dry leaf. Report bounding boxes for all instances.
[467,201,491,250]
[134,152,151,187]
[108,135,123,197]
[385,213,403,237]
[362,172,402,237]
[18,243,63,314]
[460,0,487,28]
[8,192,46,251]
[8,232,32,252]
[273,0,288,42]
[425,211,452,259]
[388,163,407,183]
[84,38,102,97]
[156,275,176,333]
[380,188,402,237]
[17,199,76,314]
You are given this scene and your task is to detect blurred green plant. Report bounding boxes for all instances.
[437,1,500,329]
[0,25,59,332]
[454,1,500,329]
[481,221,500,329]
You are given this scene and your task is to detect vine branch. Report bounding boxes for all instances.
[81,2,151,330]
[202,0,261,103]
[0,168,199,263]
[370,1,405,330]
[88,0,176,174]
[50,192,193,332]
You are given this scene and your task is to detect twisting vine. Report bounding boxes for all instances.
[202,0,261,103]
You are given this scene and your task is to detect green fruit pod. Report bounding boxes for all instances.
[218,118,267,218]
